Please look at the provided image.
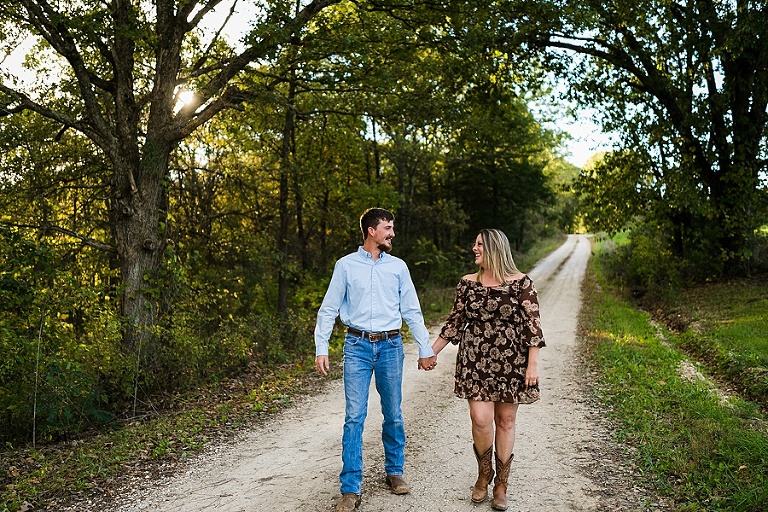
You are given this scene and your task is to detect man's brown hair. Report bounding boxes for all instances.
[359,208,394,239]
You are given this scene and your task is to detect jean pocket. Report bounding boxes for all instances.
[387,335,403,348]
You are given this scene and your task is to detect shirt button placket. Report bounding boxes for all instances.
[371,267,378,329]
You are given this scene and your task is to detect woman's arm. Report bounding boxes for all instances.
[431,335,451,356]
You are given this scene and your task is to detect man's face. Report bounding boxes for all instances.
[371,219,395,253]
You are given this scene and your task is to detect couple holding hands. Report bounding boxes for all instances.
[314,208,546,512]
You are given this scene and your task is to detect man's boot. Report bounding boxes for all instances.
[335,493,361,512]
[471,444,495,503]
[385,475,411,494]
[491,452,514,511]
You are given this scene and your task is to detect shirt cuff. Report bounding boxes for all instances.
[417,344,435,358]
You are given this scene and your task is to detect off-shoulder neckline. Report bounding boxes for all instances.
[460,274,528,288]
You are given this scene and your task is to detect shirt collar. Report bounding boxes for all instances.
[358,246,388,261]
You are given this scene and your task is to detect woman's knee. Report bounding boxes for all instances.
[469,403,495,429]
[494,404,518,431]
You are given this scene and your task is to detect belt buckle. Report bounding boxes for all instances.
[369,332,385,342]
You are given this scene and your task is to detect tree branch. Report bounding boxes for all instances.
[0,221,117,254]
[0,83,107,149]
[18,0,113,141]
[170,0,343,139]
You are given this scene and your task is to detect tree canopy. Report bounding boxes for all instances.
[507,0,768,276]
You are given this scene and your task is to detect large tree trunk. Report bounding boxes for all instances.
[113,140,170,353]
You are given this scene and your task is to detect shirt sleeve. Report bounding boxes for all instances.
[313,259,346,356]
[438,281,467,345]
[399,264,435,358]
[520,277,546,348]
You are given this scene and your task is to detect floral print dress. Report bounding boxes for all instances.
[438,276,545,404]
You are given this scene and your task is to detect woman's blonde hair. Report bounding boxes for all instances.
[476,229,520,283]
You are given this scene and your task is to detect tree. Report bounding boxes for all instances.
[506,0,768,274]
[0,0,342,353]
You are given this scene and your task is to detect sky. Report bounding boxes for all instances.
[558,118,616,168]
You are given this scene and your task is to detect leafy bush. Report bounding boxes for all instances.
[409,237,470,288]
[0,229,114,443]
[596,225,706,299]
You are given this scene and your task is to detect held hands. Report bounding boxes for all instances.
[318,354,437,375]
[418,355,437,371]
[419,337,448,372]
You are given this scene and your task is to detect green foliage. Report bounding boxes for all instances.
[575,151,651,235]
[591,218,736,299]
[443,80,556,250]
[409,237,470,288]
[544,159,582,234]
[518,0,768,275]
[594,227,689,298]
[0,227,117,444]
[582,247,768,511]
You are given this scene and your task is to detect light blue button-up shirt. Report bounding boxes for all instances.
[314,246,434,359]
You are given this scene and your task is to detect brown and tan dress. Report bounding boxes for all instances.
[438,276,545,404]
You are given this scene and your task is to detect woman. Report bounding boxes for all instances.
[430,229,545,511]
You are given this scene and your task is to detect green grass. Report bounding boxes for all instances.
[664,275,768,402]
[581,239,768,511]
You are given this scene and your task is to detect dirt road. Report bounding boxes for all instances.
[107,234,657,512]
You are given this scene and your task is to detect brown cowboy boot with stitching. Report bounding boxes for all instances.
[385,474,411,494]
[335,493,361,512]
[471,444,495,503]
[491,452,514,511]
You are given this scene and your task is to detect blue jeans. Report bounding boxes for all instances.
[340,333,405,495]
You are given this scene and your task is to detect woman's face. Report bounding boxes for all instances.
[472,234,485,268]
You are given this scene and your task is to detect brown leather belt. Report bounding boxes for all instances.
[347,327,400,342]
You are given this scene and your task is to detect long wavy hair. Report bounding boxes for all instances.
[476,229,520,284]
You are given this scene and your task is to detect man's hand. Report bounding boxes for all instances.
[418,355,437,371]
[316,355,330,376]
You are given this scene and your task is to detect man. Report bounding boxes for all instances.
[314,207,436,512]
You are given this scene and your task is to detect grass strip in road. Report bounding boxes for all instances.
[579,253,768,511]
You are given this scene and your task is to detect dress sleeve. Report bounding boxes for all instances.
[520,277,546,348]
[438,281,467,345]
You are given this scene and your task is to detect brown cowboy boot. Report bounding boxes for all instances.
[335,493,361,512]
[471,444,495,503]
[385,474,411,494]
[491,452,514,511]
